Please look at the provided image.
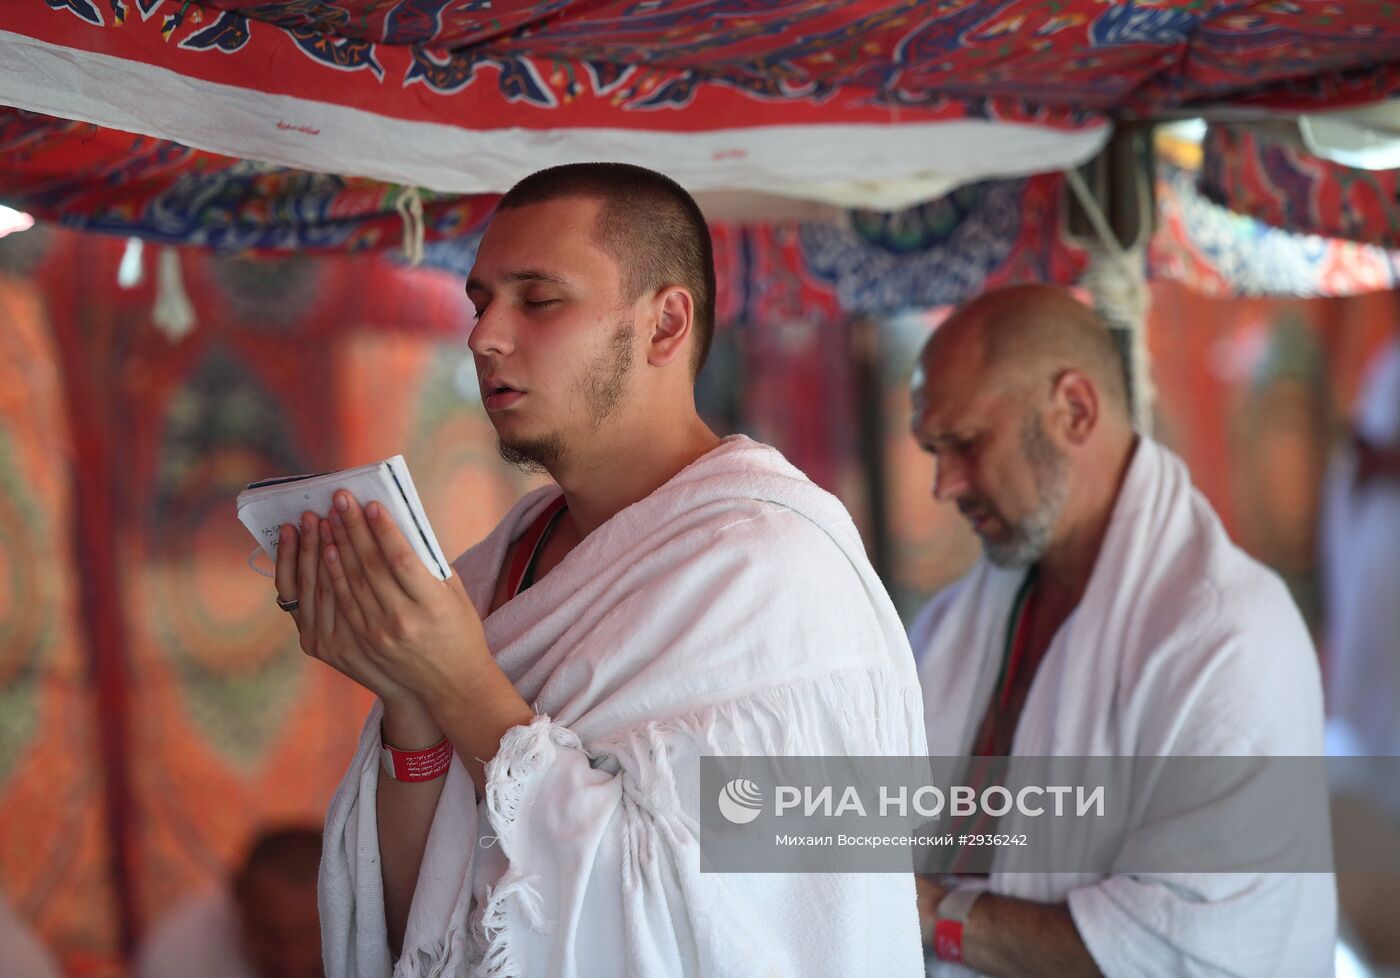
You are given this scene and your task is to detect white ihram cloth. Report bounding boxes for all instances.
[320,435,928,978]
[909,437,1336,978]
[1321,338,1400,800]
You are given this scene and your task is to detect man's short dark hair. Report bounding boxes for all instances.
[497,162,717,376]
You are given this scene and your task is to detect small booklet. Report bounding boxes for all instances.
[236,455,452,581]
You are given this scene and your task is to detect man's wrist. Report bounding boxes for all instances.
[933,883,988,964]
[380,694,443,750]
[412,660,534,779]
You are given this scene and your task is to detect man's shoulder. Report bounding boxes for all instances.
[1140,488,1302,649]
[1109,489,1322,752]
[1112,440,1298,644]
[655,437,867,562]
[641,499,901,655]
[683,496,858,572]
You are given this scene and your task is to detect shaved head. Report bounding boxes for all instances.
[920,284,1129,418]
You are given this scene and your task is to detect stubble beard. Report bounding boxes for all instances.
[981,409,1070,569]
[496,317,636,473]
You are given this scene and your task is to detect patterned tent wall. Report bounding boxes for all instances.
[0,245,122,976]
[0,226,549,977]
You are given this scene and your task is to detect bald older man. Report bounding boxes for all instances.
[907,286,1335,977]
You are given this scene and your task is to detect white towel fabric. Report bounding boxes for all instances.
[1321,338,1400,792]
[321,435,929,978]
[909,437,1336,978]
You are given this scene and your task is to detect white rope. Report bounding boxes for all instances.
[396,185,426,266]
[1063,166,1155,433]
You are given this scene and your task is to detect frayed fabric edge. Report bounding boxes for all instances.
[467,716,579,978]
[484,714,583,842]
[469,868,558,978]
[462,669,924,977]
[391,925,470,978]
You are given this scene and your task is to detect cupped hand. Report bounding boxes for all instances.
[318,491,492,711]
[274,511,421,712]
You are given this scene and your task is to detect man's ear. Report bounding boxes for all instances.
[1051,368,1100,445]
[646,286,694,367]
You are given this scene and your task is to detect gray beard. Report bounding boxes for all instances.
[982,411,1070,569]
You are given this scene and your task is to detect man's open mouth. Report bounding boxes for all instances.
[483,379,526,410]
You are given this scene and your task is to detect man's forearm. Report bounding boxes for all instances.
[962,893,1102,978]
[426,664,536,791]
[377,699,447,958]
[376,671,534,957]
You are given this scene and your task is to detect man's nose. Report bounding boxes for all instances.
[467,305,513,357]
[932,457,969,503]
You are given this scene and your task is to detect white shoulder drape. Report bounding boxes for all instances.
[911,438,1336,978]
[322,436,929,977]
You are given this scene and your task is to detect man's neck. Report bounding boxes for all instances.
[1036,433,1139,613]
[549,415,723,538]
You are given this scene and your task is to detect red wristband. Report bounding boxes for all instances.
[380,735,452,782]
[933,918,966,963]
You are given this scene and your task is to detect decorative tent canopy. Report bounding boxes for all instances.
[1202,121,1400,249]
[2,1,1400,244]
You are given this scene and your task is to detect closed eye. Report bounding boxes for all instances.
[922,435,977,458]
[524,299,560,309]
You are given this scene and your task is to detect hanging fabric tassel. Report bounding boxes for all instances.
[396,185,426,266]
[117,237,145,289]
[153,247,196,341]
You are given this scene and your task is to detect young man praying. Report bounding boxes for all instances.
[274,163,928,977]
